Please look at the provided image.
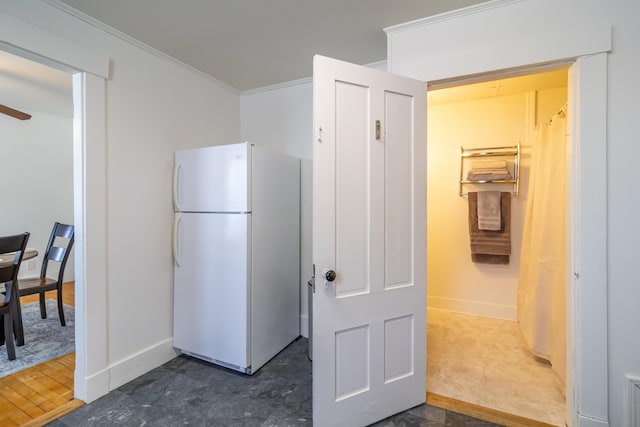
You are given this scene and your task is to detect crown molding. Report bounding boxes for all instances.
[240,76,312,96]
[241,60,387,96]
[42,0,240,94]
[384,0,523,34]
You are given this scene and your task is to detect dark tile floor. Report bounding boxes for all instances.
[50,338,502,426]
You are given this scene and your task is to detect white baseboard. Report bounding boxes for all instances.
[108,338,179,391]
[75,365,110,403]
[578,414,609,427]
[427,296,516,320]
[626,375,640,427]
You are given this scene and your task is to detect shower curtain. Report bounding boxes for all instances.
[518,104,567,387]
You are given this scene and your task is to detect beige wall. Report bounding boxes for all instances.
[427,85,567,319]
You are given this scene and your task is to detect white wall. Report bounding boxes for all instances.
[0,109,74,281]
[0,1,240,399]
[427,86,566,319]
[102,36,239,382]
[241,81,313,160]
[240,81,313,336]
[388,1,640,425]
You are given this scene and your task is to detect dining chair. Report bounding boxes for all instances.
[0,232,30,360]
[18,223,74,327]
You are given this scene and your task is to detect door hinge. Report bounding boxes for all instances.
[317,127,323,143]
[375,120,381,140]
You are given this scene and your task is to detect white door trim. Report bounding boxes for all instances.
[0,12,109,78]
[568,52,609,427]
[386,9,611,425]
[0,14,110,402]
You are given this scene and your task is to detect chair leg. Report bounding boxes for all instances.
[13,291,24,347]
[0,314,5,346]
[3,314,16,361]
[39,293,47,319]
[57,287,66,327]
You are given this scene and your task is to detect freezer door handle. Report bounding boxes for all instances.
[173,213,181,267]
[173,161,181,212]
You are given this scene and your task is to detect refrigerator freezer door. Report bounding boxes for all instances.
[174,143,250,213]
[173,212,250,369]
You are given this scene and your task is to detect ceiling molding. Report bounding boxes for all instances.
[384,0,523,34]
[42,0,240,94]
[240,60,387,96]
[241,76,312,96]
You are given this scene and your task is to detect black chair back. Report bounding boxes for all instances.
[40,222,74,283]
[0,232,30,283]
[18,223,74,327]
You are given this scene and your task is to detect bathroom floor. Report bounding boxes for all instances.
[427,308,566,426]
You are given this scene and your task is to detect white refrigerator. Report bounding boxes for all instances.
[172,142,300,374]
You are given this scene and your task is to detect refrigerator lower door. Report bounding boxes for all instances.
[173,212,250,371]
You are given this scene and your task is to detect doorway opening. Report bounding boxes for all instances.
[425,66,570,426]
[0,48,77,419]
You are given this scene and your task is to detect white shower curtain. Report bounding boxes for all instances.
[518,105,567,387]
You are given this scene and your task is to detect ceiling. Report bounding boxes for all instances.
[0,1,568,119]
[54,0,487,91]
[428,69,568,105]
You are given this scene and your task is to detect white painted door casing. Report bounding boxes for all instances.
[312,55,427,426]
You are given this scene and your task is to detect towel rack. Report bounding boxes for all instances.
[459,142,520,196]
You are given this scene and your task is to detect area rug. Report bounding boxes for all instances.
[0,299,74,378]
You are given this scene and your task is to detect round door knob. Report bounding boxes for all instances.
[324,269,336,282]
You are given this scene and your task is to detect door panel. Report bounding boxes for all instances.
[335,325,370,400]
[335,81,370,298]
[313,55,426,426]
[385,91,414,289]
[384,314,414,382]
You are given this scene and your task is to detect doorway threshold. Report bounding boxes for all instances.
[427,392,558,427]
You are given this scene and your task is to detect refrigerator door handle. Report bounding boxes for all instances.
[173,213,181,267]
[173,161,181,212]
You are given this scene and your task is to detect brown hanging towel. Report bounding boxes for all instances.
[468,191,511,264]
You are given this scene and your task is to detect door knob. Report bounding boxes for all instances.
[324,269,336,282]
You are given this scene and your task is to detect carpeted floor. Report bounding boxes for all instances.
[0,299,74,377]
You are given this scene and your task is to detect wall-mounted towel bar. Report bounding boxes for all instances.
[459,143,520,196]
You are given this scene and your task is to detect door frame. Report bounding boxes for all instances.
[387,15,610,427]
[423,59,581,424]
[424,55,607,427]
[0,16,110,402]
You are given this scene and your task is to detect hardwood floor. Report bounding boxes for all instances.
[427,393,558,427]
[0,282,83,426]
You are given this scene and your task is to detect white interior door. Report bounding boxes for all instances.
[312,55,427,426]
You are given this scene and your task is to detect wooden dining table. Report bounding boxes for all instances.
[0,248,38,268]
[0,248,38,347]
